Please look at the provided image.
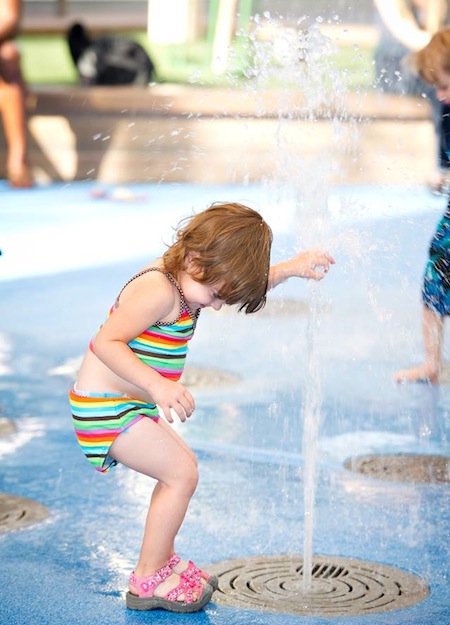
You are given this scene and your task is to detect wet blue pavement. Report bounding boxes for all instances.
[0,181,449,624]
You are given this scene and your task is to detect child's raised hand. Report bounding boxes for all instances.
[290,249,335,281]
[151,377,195,423]
[269,249,335,289]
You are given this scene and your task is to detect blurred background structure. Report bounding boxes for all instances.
[0,0,435,185]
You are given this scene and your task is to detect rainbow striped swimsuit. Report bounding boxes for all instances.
[69,268,198,473]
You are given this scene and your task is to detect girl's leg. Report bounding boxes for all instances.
[144,419,216,585]
[422,305,444,381]
[109,417,199,598]
[0,41,32,187]
[394,305,444,383]
[157,417,198,466]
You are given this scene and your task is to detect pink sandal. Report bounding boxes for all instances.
[168,553,219,591]
[126,561,213,612]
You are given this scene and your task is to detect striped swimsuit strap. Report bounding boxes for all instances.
[114,266,199,327]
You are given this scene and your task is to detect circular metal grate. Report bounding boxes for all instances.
[344,454,450,484]
[0,493,49,533]
[206,554,429,617]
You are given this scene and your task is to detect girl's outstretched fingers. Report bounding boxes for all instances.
[299,249,335,281]
[269,250,335,289]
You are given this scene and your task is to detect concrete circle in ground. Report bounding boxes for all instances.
[344,453,450,484]
[0,417,16,438]
[257,298,312,317]
[0,493,49,533]
[215,298,329,317]
[181,365,239,387]
[206,554,429,616]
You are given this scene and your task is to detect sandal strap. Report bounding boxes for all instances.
[167,553,181,568]
[164,574,203,603]
[168,552,211,584]
[129,563,172,598]
[183,560,204,584]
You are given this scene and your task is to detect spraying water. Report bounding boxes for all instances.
[233,13,359,589]
[301,282,323,588]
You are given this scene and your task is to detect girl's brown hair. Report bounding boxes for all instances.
[162,202,273,313]
[413,28,450,84]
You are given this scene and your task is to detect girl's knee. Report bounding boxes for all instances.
[190,450,199,469]
[183,463,199,495]
[173,460,199,497]
[0,41,20,63]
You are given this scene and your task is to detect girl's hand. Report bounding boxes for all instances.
[289,249,335,281]
[150,377,195,423]
[269,249,335,289]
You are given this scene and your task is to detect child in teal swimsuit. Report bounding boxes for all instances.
[395,29,450,383]
[70,202,334,612]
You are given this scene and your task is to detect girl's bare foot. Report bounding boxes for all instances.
[394,365,439,384]
[428,170,449,196]
[7,163,33,189]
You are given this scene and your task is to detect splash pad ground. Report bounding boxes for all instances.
[0,180,449,624]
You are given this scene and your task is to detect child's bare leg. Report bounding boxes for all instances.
[0,41,32,187]
[157,417,198,466]
[144,419,215,584]
[109,417,200,599]
[394,305,444,383]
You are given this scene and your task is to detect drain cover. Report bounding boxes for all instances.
[345,454,450,484]
[207,554,429,616]
[0,493,49,533]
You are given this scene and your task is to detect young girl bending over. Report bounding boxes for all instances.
[69,202,334,612]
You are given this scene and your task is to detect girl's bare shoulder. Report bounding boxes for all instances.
[118,263,178,319]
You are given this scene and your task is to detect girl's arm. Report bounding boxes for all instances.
[91,271,195,423]
[0,0,21,43]
[268,249,335,290]
[374,0,432,51]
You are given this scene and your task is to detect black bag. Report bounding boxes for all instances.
[67,23,155,86]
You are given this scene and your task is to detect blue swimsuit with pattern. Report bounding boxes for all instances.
[423,110,450,315]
